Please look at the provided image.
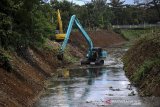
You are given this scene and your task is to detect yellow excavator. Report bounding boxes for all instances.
[54,9,66,42]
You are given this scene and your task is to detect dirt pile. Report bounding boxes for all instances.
[70,30,126,53]
[123,32,160,96]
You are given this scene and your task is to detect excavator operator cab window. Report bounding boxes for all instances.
[92,47,102,56]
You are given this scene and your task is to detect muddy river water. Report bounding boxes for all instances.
[34,48,160,107]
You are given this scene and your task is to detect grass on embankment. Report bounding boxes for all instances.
[114,28,159,42]
[123,30,160,96]
[120,29,151,40]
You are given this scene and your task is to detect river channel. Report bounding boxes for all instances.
[34,48,160,107]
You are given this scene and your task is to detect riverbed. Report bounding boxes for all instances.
[34,48,160,107]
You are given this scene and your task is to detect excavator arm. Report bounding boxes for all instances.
[54,9,66,42]
[58,15,93,59]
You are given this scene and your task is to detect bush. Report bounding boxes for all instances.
[132,58,160,83]
[0,49,12,72]
[123,29,160,83]
[0,0,55,50]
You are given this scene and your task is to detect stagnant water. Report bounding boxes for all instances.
[34,48,160,107]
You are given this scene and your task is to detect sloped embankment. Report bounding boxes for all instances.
[0,40,82,107]
[0,30,125,107]
[70,30,126,52]
[123,31,160,96]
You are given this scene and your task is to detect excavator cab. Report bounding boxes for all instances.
[83,47,106,65]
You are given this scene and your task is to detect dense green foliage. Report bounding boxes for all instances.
[51,0,159,30]
[0,0,55,50]
[51,0,114,29]
[0,0,159,50]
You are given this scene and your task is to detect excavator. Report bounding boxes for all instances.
[57,15,107,65]
[54,9,66,42]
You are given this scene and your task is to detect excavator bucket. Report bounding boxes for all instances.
[57,53,63,60]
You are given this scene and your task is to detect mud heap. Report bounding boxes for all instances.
[70,30,126,52]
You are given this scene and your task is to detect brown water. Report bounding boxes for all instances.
[34,48,160,107]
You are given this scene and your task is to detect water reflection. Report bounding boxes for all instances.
[51,67,105,86]
[35,66,137,107]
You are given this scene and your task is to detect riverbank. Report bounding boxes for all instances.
[123,30,160,96]
[0,30,125,106]
[0,40,82,107]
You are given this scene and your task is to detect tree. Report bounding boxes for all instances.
[109,0,125,25]
[134,0,160,19]
[109,0,125,7]
[81,0,113,29]
[0,0,55,49]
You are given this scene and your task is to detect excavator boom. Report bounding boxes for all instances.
[57,9,63,33]
[60,15,93,56]
[54,9,66,42]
